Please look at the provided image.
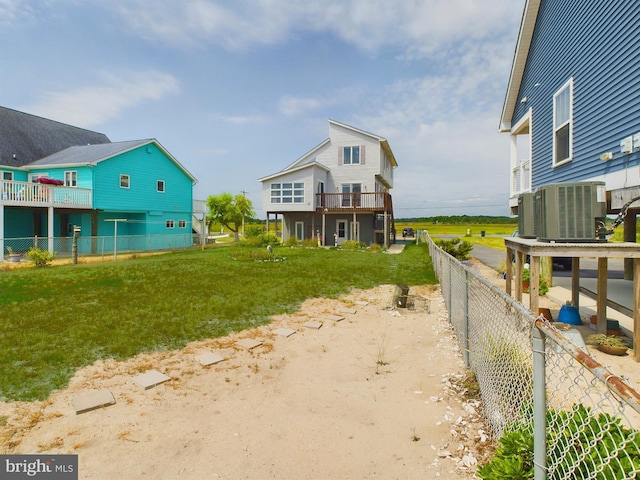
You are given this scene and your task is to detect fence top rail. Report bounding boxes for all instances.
[535,317,640,415]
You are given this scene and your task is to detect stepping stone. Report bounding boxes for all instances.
[324,314,345,322]
[235,338,263,350]
[355,301,369,306]
[194,352,225,366]
[303,320,323,330]
[73,389,115,414]
[340,308,357,315]
[132,369,171,390]
[273,328,296,337]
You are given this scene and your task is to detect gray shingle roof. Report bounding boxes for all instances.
[0,106,111,167]
[27,139,152,167]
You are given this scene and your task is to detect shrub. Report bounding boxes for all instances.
[301,237,319,248]
[369,243,383,253]
[241,232,281,247]
[341,240,366,250]
[26,247,54,267]
[434,237,473,260]
[244,225,265,238]
[284,237,299,247]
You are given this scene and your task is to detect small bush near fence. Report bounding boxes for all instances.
[25,247,54,267]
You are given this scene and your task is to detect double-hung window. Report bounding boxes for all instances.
[553,78,573,165]
[157,180,165,192]
[64,171,77,187]
[343,146,360,165]
[120,174,130,189]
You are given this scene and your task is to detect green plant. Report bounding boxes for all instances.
[301,237,319,248]
[341,240,366,250]
[284,236,299,247]
[521,268,549,295]
[25,247,54,267]
[586,334,627,347]
[478,404,640,479]
[369,243,383,253]
[434,237,473,260]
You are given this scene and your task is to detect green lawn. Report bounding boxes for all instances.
[0,244,435,401]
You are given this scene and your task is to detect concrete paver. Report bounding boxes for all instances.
[131,370,171,390]
[73,389,115,414]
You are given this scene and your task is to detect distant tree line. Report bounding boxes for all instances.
[396,215,516,224]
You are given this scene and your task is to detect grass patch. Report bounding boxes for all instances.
[0,244,435,401]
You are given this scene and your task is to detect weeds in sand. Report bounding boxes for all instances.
[411,428,421,442]
[38,436,64,450]
[374,329,391,375]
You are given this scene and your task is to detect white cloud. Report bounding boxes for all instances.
[23,71,180,128]
[279,96,325,117]
[217,114,269,125]
[107,0,519,57]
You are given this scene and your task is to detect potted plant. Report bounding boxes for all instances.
[521,267,549,295]
[586,334,629,356]
[5,246,20,263]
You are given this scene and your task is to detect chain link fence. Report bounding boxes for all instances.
[426,232,640,479]
[2,234,207,262]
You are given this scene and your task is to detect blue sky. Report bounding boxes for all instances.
[1,0,523,218]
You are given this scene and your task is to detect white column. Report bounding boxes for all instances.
[0,205,4,261]
[48,206,54,254]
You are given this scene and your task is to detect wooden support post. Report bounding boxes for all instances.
[530,254,540,313]
[505,248,513,296]
[597,258,608,334]
[571,257,580,309]
[635,258,640,362]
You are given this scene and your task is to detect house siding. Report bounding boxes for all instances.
[513,1,640,190]
[92,143,193,214]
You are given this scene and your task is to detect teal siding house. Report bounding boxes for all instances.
[0,107,197,259]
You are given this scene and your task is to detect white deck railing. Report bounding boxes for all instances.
[0,180,92,208]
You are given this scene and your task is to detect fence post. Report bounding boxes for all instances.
[463,269,470,368]
[532,324,547,480]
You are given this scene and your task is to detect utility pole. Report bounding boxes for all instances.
[240,190,247,237]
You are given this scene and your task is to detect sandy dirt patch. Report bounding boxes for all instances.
[1,283,489,479]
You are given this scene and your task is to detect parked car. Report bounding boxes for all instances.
[402,227,414,238]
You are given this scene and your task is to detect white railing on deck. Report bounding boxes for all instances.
[0,180,92,208]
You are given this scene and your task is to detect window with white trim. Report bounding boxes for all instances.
[64,170,77,187]
[166,220,175,228]
[343,146,360,165]
[120,174,130,189]
[270,182,304,204]
[2,171,13,180]
[157,180,165,192]
[553,78,573,165]
[178,220,186,228]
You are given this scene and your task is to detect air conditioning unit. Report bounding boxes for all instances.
[517,192,536,238]
[535,181,607,242]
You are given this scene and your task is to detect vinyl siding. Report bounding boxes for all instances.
[512,1,640,190]
[261,165,327,213]
[92,143,193,213]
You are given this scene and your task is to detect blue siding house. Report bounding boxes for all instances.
[500,0,640,240]
[0,107,197,259]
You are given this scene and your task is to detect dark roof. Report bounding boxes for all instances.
[0,106,111,167]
